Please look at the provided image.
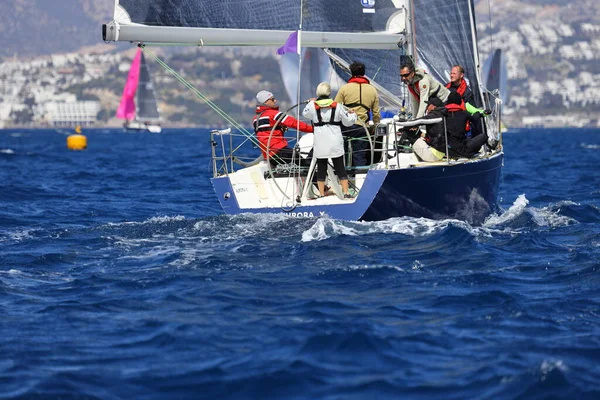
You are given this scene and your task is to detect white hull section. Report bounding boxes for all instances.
[124,121,162,133]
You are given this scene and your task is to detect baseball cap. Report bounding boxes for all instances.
[425,97,444,107]
[256,90,274,104]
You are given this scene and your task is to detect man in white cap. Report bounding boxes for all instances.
[253,90,314,166]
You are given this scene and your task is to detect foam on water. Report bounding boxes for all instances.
[484,194,529,227]
[0,228,37,242]
[581,143,600,149]
[540,359,568,378]
[300,194,585,243]
[529,204,578,227]
[103,215,187,227]
[301,216,462,242]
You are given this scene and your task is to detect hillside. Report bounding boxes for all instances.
[0,0,112,58]
[475,0,600,126]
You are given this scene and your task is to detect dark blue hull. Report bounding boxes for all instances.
[362,152,503,224]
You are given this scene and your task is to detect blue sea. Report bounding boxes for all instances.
[1,127,599,399]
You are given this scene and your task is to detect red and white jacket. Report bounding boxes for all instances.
[253,105,313,159]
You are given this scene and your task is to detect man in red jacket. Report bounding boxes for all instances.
[253,90,314,167]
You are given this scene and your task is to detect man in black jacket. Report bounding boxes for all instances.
[444,92,488,158]
[412,93,489,161]
[411,97,448,161]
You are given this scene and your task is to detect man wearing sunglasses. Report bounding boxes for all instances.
[400,62,449,119]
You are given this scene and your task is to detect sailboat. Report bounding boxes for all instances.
[102,0,504,224]
[116,48,162,133]
[482,48,509,132]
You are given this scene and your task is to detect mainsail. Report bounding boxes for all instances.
[136,51,161,122]
[413,0,485,108]
[104,1,403,51]
[104,1,408,99]
[109,0,401,35]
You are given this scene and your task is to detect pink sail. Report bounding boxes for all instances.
[116,49,142,120]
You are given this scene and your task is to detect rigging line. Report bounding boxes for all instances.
[139,44,298,166]
[141,46,293,167]
[139,45,260,145]
[266,103,310,205]
[370,50,392,82]
[294,0,305,153]
[139,47,296,168]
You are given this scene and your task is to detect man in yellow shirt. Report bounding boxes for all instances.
[335,62,380,166]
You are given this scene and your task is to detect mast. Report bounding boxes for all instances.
[295,0,304,129]
[407,0,416,62]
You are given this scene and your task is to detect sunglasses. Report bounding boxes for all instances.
[400,72,412,78]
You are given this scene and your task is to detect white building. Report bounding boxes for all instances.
[45,101,100,126]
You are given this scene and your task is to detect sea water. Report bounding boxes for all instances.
[1,128,599,399]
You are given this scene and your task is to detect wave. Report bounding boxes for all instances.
[298,194,595,244]
[581,143,600,150]
[0,228,38,243]
[485,195,580,229]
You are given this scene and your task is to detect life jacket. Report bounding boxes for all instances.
[253,105,287,157]
[344,76,372,121]
[446,103,471,132]
[253,105,283,132]
[313,100,342,127]
[446,79,468,98]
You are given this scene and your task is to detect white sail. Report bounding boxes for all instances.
[279,49,345,104]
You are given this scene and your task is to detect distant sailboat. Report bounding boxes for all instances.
[116,48,162,133]
[482,49,508,132]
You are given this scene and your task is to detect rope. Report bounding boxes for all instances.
[138,45,256,142]
[138,44,296,166]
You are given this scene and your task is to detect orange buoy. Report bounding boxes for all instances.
[67,125,87,150]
